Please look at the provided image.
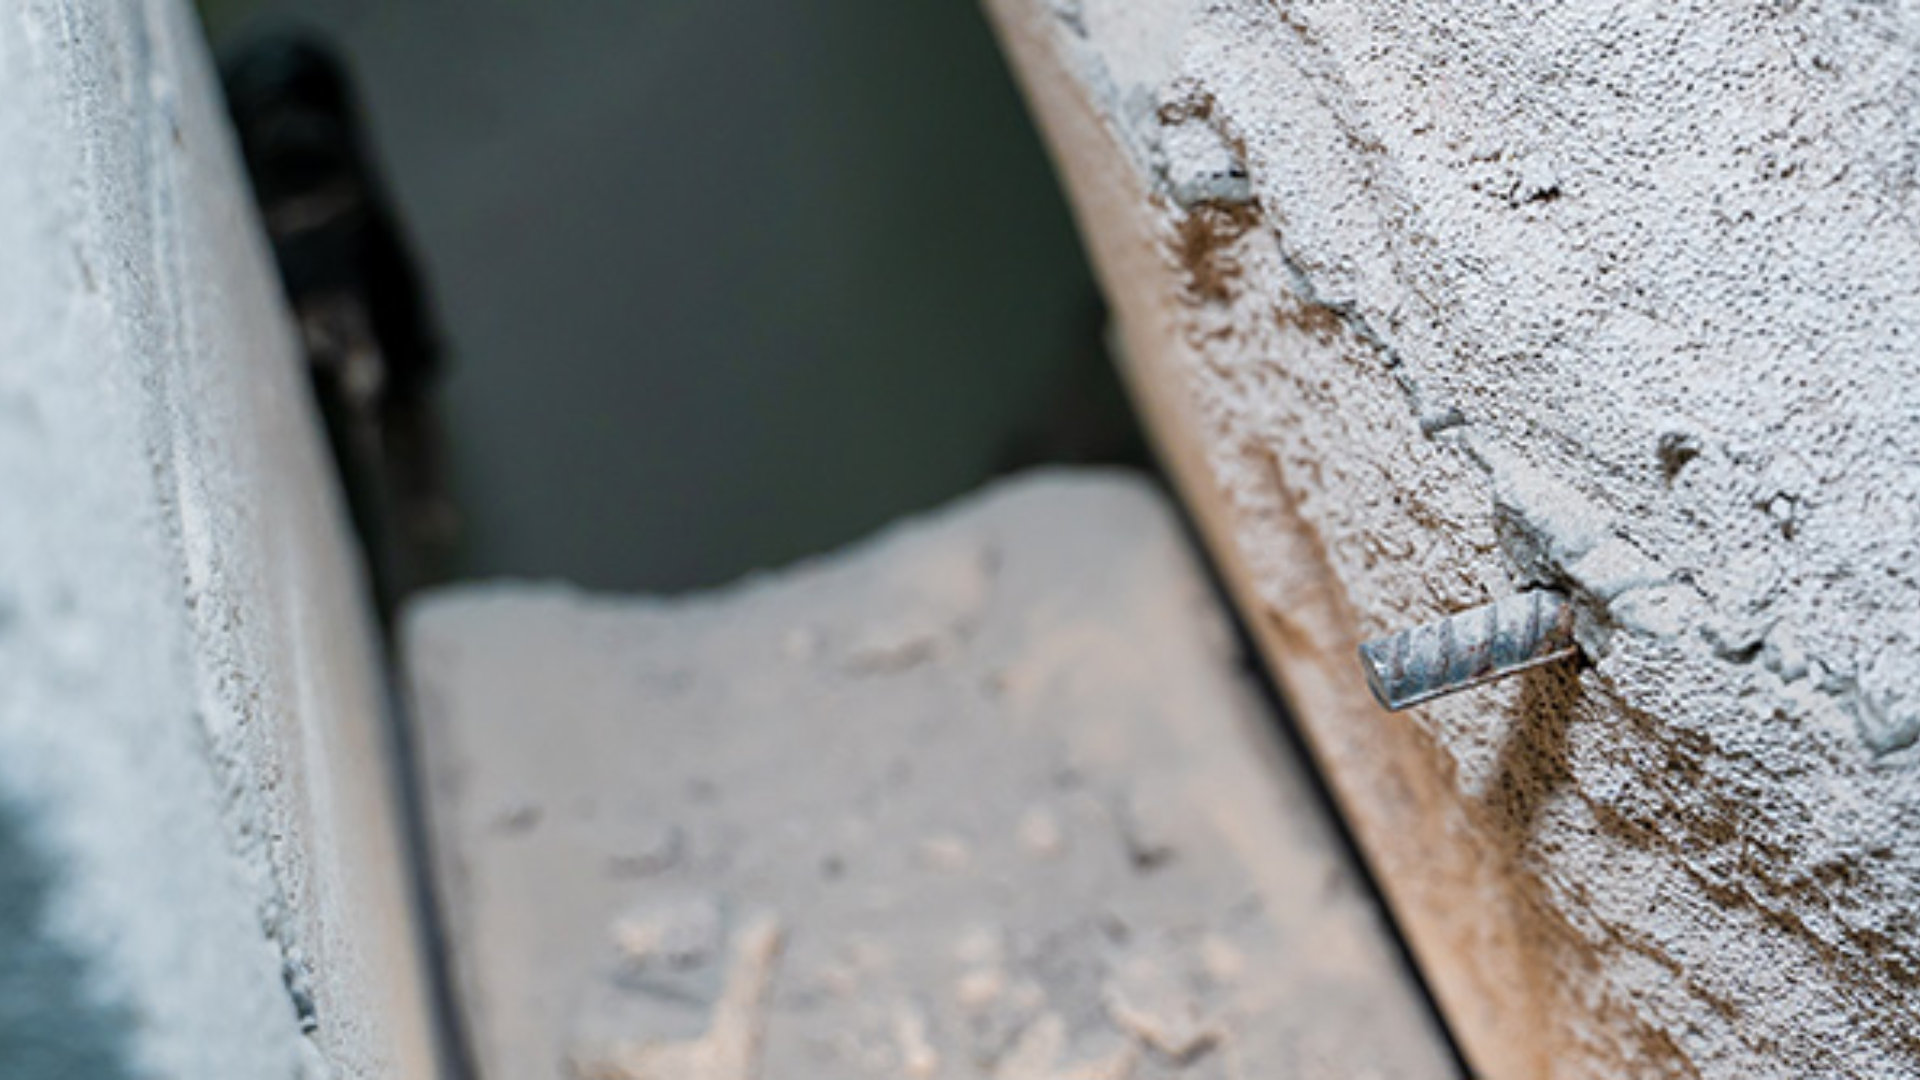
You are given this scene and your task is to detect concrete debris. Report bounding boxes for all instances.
[405,472,1455,1079]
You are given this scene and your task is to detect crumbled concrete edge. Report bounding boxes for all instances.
[985,1,1920,1077]
[0,2,436,1076]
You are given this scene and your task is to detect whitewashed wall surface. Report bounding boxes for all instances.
[0,2,436,1076]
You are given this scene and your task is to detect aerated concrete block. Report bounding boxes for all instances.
[0,2,437,1075]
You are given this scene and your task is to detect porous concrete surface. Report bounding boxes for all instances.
[0,2,435,1076]
[986,1,1920,1076]
[404,471,1456,1080]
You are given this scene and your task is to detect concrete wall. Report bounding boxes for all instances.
[986,1,1920,1076]
[0,1,435,1075]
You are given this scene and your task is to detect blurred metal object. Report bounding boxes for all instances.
[1358,590,1578,711]
[222,34,456,621]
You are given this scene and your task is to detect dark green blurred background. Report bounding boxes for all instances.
[200,0,1127,592]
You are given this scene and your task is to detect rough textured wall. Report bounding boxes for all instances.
[0,1,435,1075]
[986,1,1920,1076]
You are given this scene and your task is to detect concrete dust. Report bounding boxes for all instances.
[405,471,1455,1079]
[574,914,784,1080]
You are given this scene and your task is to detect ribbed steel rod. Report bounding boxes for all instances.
[1358,589,1578,711]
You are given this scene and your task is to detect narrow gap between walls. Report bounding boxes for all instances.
[1159,482,1478,1079]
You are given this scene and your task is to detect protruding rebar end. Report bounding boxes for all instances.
[1358,590,1579,712]
[1358,638,1399,711]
